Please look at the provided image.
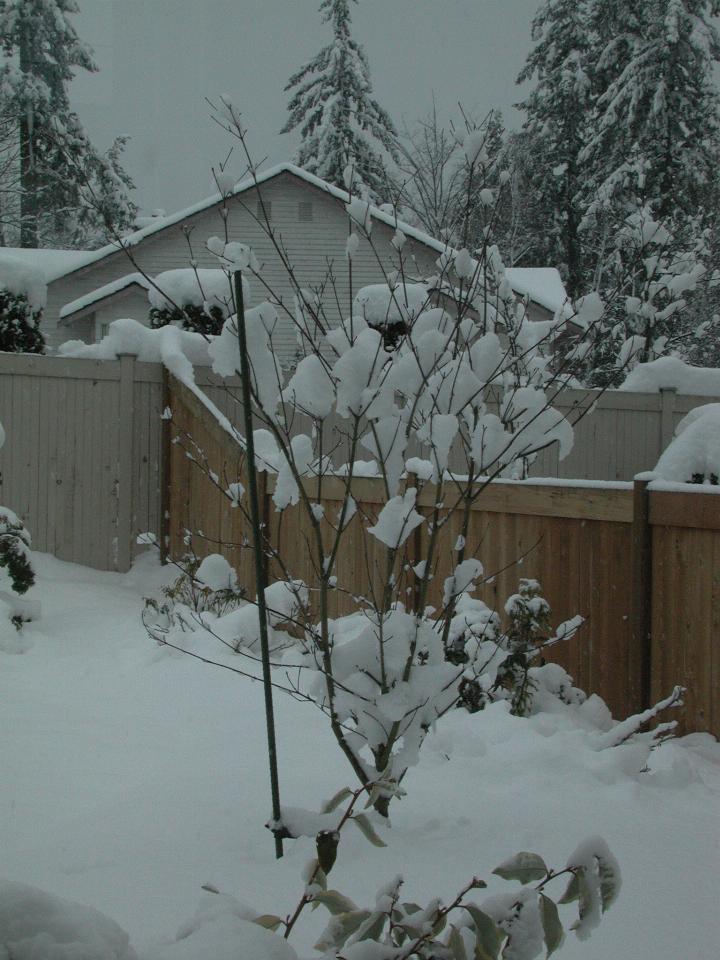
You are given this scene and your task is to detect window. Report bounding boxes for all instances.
[298,201,313,222]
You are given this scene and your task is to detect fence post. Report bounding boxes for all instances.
[660,387,677,452]
[631,476,653,710]
[160,367,172,565]
[117,353,137,572]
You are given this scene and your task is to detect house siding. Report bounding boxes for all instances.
[44,172,440,359]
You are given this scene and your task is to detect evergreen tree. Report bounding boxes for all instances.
[0,287,44,352]
[581,0,720,235]
[281,0,399,201]
[515,0,593,296]
[0,0,137,248]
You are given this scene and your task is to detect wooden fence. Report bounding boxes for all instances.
[166,376,720,737]
[0,353,164,570]
[0,353,717,733]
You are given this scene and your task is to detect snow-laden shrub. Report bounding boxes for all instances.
[149,268,247,336]
[654,403,720,485]
[0,420,36,630]
[0,255,46,353]
[184,781,621,960]
[144,552,246,627]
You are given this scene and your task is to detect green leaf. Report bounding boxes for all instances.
[357,911,387,942]
[492,852,548,884]
[448,924,469,960]
[464,905,503,960]
[314,909,371,951]
[598,856,621,912]
[351,813,387,847]
[558,873,580,904]
[401,902,423,915]
[539,895,565,957]
[316,829,340,875]
[321,786,353,814]
[252,914,283,932]
[312,889,359,916]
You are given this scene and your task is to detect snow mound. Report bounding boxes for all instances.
[619,356,720,396]
[654,403,720,483]
[354,282,429,328]
[149,891,296,960]
[58,318,212,378]
[0,880,137,960]
[0,254,48,312]
[195,554,238,592]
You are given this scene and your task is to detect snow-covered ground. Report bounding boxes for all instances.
[1,552,719,959]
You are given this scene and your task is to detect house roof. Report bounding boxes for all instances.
[59,273,152,322]
[4,162,569,315]
[0,247,95,283]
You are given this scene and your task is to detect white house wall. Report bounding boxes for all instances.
[44,172,440,358]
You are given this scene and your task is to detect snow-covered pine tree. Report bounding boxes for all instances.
[581,0,720,237]
[0,254,46,352]
[280,0,399,201]
[515,0,593,297]
[0,0,137,248]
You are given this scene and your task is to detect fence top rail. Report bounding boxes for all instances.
[262,474,635,523]
[0,352,164,383]
[648,484,720,531]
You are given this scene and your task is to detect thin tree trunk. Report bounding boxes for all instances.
[19,23,38,248]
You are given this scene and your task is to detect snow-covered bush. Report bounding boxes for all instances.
[0,255,47,353]
[196,781,621,960]
[654,403,720,485]
[0,419,36,629]
[149,268,239,336]
[144,552,246,627]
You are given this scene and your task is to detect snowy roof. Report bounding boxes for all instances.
[59,273,152,321]
[503,268,569,315]
[25,162,566,312]
[0,247,94,283]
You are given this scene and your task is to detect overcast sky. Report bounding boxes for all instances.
[69,0,542,214]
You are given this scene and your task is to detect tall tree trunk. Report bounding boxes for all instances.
[19,23,38,248]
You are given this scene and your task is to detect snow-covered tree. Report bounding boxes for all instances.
[0,0,137,248]
[0,253,45,352]
[581,0,720,238]
[515,0,593,297]
[280,0,399,201]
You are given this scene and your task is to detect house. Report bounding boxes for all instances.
[1,163,569,361]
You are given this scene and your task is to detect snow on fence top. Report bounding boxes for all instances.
[654,403,720,484]
[620,356,720,395]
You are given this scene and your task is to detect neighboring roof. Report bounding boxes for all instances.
[0,247,94,282]
[59,273,152,322]
[7,162,568,314]
[503,267,569,315]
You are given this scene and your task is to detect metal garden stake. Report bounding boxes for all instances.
[233,270,284,859]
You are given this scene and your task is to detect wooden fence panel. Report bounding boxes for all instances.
[650,490,720,736]
[0,354,164,570]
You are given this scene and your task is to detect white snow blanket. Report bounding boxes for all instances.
[0,880,137,960]
[620,356,720,396]
[654,403,720,483]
